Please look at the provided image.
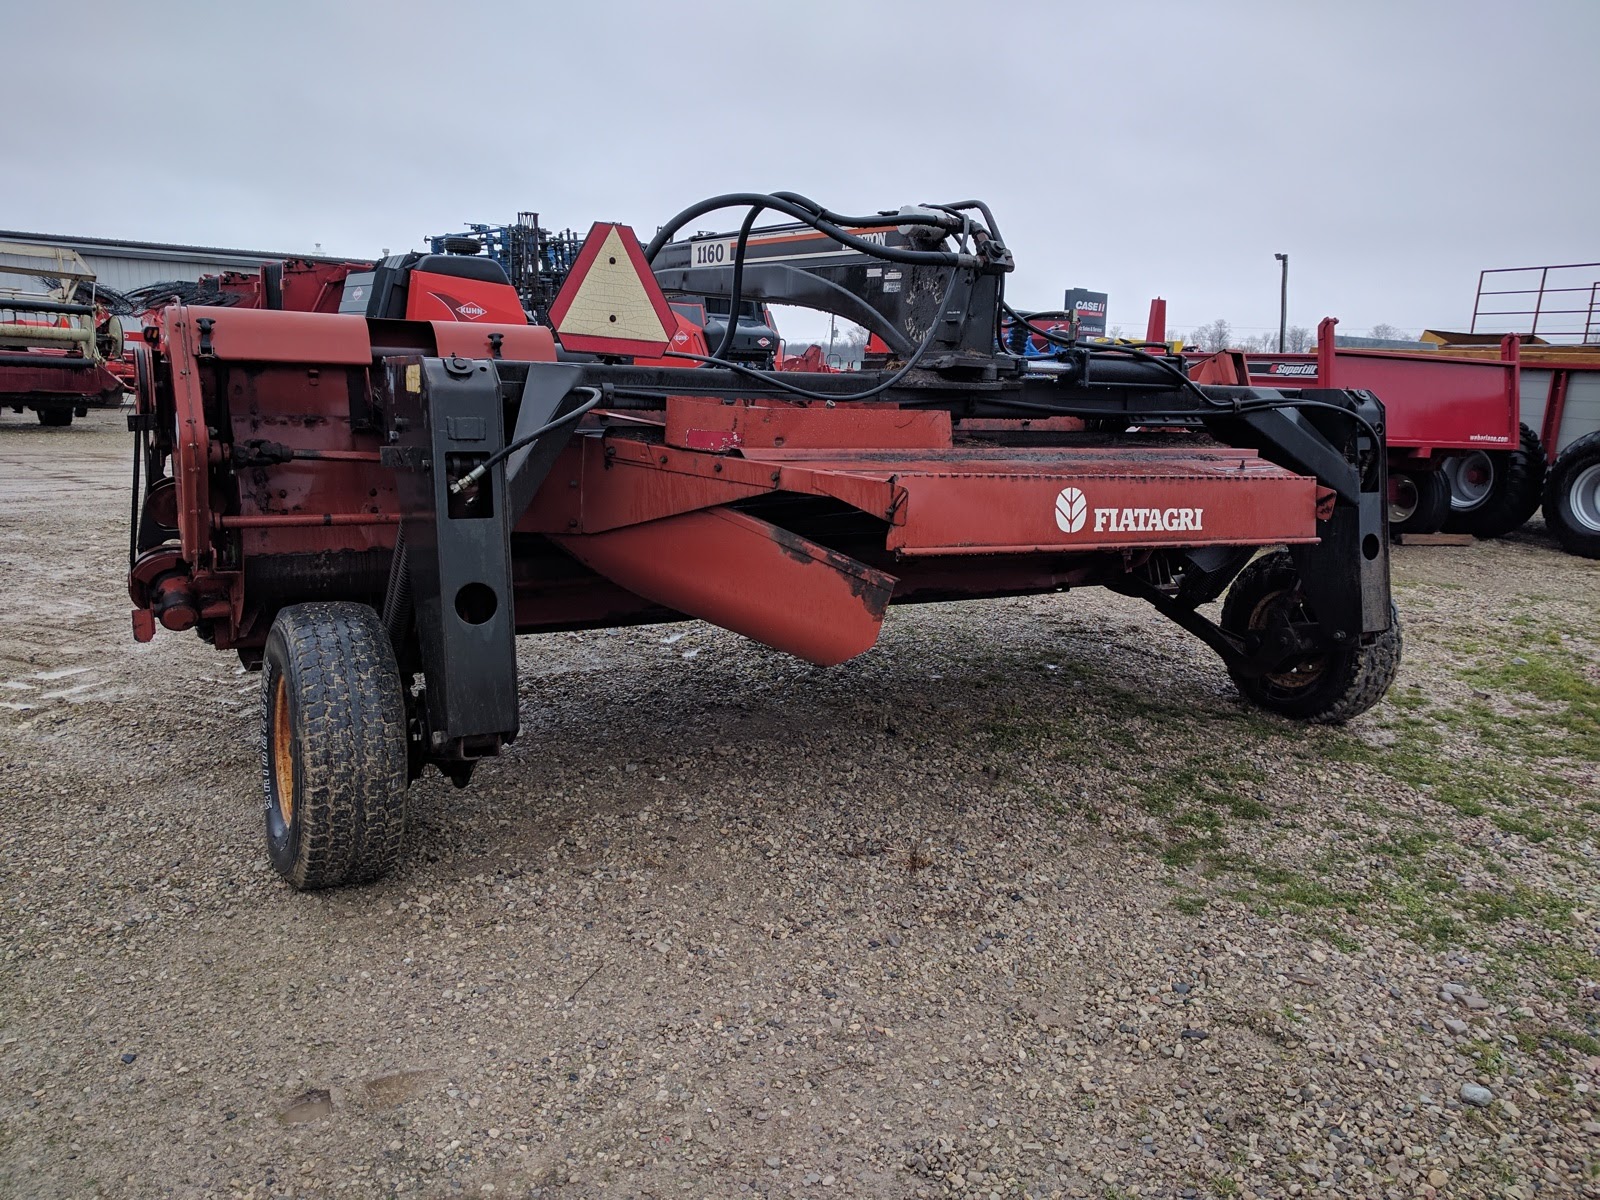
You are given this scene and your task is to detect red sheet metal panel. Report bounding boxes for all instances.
[664,395,953,451]
[738,446,1320,555]
[552,507,896,666]
[535,434,1321,555]
[519,436,899,535]
[431,323,556,362]
[166,305,373,365]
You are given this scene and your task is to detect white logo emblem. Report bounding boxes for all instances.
[1054,487,1087,533]
[456,301,487,319]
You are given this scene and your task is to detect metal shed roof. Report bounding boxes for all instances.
[0,230,356,268]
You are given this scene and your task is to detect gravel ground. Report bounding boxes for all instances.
[2,409,1597,1200]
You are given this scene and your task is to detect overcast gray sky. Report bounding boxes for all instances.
[5,0,1595,342]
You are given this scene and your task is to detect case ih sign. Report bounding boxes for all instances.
[1064,288,1109,338]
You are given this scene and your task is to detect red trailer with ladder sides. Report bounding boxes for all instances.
[1425,261,1600,557]
[126,192,1399,889]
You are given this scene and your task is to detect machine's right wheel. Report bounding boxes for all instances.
[1542,431,1600,559]
[36,408,72,427]
[1388,469,1449,536]
[1220,551,1401,724]
[1440,423,1545,538]
[261,602,409,890]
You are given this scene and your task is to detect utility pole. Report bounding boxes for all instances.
[1274,253,1288,352]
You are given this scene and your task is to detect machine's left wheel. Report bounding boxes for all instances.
[1220,551,1401,724]
[36,408,72,427]
[261,602,409,889]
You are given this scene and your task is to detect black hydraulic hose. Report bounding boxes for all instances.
[769,191,999,249]
[643,193,976,268]
[1003,300,1212,405]
[767,190,958,233]
[128,431,141,568]
[1003,299,1382,462]
[926,199,1005,249]
[662,267,963,402]
[448,387,603,495]
[712,203,765,363]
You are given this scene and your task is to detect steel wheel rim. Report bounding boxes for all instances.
[1442,452,1495,511]
[1248,590,1328,695]
[1388,475,1419,524]
[271,673,294,825]
[1570,462,1600,533]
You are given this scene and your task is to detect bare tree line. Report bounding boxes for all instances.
[1180,319,1414,353]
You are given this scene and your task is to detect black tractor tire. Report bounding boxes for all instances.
[1441,423,1545,538]
[440,235,482,255]
[1388,469,1450,536]
[261,602,409,889]
[36,408,73,427]
[1542,431,1600,559]
[1220,551,1401,724]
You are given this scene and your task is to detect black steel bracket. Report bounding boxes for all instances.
[1117,576,1320,680]
[506,362,589,522]
[382,356,520,761]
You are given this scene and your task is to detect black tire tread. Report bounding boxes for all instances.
[36,408,73,427]
[262,602,408,889]
[1542,430,1600,559]
[1220,551,1401,724]
[1442,423,1545,539]
[1390,469,1450,536]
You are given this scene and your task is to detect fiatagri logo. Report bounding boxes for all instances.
[1054,487,1204,534]
[1055,487,1088,533]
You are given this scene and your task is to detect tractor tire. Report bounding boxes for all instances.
[1542,431,1600,559]
[1220,551,1401,724]
[440,235,482,255]
[36,408,72,427]
[1388,469,1450,536]
[261,602,409,889]
[1440,423,1545,538]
